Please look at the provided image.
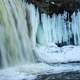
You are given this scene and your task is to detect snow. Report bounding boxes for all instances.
[34,43,80,63]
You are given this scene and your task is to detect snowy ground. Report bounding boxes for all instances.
[34,43,80,63]
[1,44,80,80]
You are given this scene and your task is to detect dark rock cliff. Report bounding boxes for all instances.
[26,0,80,15]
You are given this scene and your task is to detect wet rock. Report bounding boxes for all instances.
[35,71,80,80]
[26,0,80,15]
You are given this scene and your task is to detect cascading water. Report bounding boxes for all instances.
[0,0,36,68]
[1,0,80,80]
[0,0,80,67]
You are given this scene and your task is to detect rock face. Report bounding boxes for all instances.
[36,71,80,80]
[27,0,80,15]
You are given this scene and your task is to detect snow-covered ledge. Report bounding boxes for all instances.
[34,43,80,63]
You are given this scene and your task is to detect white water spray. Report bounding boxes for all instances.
[0,0,35,68]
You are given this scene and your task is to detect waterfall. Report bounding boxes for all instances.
[1,1,80,80]
[0,0,80,68]
[0,0,36,68]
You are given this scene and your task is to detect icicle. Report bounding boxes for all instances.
[41,14,50,44]
[62,11,68,43]
[51,14,57,43]
[71,12,78,45]
[76,10,80,45]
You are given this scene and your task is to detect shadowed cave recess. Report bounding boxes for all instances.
[26,0,80,47]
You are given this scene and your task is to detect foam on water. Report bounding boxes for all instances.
[0,62,80,80]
